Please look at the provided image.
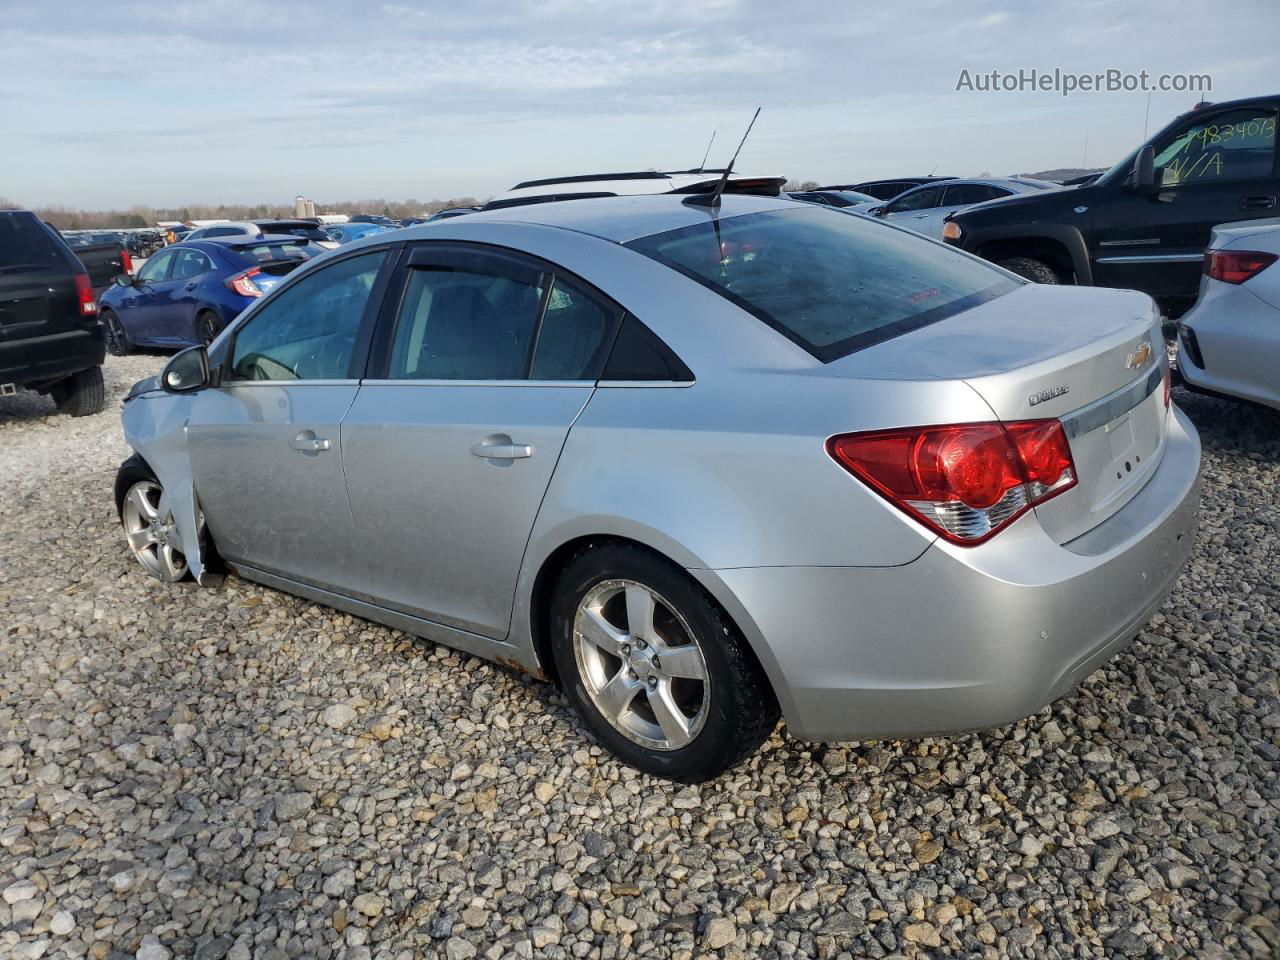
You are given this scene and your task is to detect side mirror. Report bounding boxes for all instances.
[1131,145,1163,193]
[871,206,886,217]
[113,273,134,287]
[161,345,210,393]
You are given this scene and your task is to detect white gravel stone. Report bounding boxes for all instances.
[0,360,1275,960]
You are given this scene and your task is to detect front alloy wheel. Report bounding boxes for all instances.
[573,579,710,750]
[121,479,190,581]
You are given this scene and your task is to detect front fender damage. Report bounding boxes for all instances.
[121,392,219,586]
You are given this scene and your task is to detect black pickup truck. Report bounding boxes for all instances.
[0,211,107,416]
[61,232,133,294]
[944,93,1279,317]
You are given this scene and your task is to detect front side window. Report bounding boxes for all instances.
[885,186,944,213]
[627,207,1018,362]
[229,250,386,381]
[137,249,176,282]
[388,260,545,380]
[1153,108,1277,185]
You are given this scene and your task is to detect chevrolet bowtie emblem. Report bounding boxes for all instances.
[1126,341,1152,370]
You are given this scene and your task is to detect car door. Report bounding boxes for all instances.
[1091,105,1279,300]
[341,242,622,639]
[186,247,395,595]
[121,248,178,343]
[161,247,214,343]
[879,185,946,233]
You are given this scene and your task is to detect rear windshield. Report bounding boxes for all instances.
[261,223,331,241]
[234,241,322,263]
[626,208,1018,361]
[0,213,69,273]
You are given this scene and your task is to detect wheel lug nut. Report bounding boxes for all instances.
[635,639,646,649]
[646,677,657,689]
[621,645,630,656]
[628,670,638,681]
[651,657,661,671]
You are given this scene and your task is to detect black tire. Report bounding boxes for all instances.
[998,257,1061,284]
[51,365,105,417]
[101,309,131,356]
[549,542,779,782]
[196,311,223,346]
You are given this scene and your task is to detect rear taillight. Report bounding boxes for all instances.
[73,273,97,316]
[226,267,264,298]
[121,249,134,275]
[1204,249,1277,284]
[828,420,1077,545]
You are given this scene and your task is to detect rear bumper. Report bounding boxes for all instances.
[1177,287,1280,411]
[0,325,106,387]
[697,405,1201,741]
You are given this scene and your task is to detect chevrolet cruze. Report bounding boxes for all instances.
[115,195,1201,781]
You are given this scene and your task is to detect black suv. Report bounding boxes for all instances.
[944,93,1279,316]
[0,211,107,416]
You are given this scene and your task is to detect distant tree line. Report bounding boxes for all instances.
[3,197,484,230]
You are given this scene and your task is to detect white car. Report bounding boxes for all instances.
[1177,218,1280,411]
[184,219,339,250]
[483,169,787,211]
[871,178,1060,239]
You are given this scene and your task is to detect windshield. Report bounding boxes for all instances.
[626,208,1018,361]
[261,223,332,241]
[234,241,322,263]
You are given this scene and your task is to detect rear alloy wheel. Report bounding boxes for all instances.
[197,311,223,346]
[573,579,711,751]
[550,543,779,782]
[102,309,131,356]
[998,256,1061,284]
[120,477,191,582]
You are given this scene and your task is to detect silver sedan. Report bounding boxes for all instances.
[116,196,1201,781]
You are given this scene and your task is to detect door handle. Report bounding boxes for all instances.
[471,439,532,460]
[184,282,198,290]
[913,214,929,219]
[290,431,331,453]
[1240,195,1276,210]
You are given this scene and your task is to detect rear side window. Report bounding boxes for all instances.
[264,224,330,241]
[626,207,1018,362]
[171,248,212,279]
[529,276,618,380]
[602,315,693,381]
[0,214,68,272]
[388,263,545,380]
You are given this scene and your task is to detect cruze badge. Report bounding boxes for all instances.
[1126,341,1152,369]
[1029,384,1070,406]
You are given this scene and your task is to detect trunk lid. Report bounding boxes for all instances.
[831,284,1169,543]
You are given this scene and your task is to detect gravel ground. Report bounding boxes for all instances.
[1,354,1277,960]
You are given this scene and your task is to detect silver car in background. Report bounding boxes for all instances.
[872,177,1061,238]
[1178,217,1280,411]
[116,196,1201,781]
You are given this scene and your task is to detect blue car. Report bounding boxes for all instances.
[325,222,394,244]
[98,236,323,354]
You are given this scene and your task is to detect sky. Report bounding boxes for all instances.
[3,0,1277,210]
